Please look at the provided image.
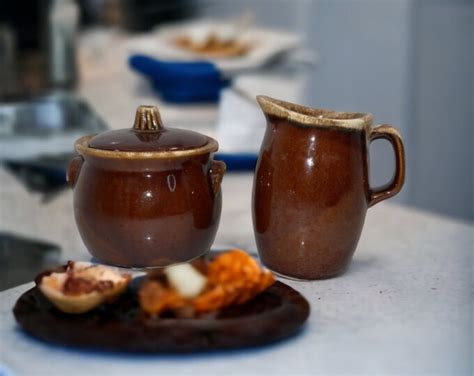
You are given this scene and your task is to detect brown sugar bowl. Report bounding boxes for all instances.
[67,105,226,268]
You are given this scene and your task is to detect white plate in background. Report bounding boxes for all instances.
[128,20,304,75]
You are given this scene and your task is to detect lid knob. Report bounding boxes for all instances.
[133,105,164,132]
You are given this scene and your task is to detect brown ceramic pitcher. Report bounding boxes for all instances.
[252,96,405,280]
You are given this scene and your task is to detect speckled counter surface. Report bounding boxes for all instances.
[0,170,472,375]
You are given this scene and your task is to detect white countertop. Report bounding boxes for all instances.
[0,171,472,375]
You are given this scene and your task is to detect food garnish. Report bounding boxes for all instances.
[172,20,251,58]
[139,249,275,317]
[164,263,207,299]
[174,34,250,58]
[38,261,131,314]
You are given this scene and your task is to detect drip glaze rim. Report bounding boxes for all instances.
[257,95,373,130]
[75,135,218,160]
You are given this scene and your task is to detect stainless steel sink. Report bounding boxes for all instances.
[0,92,107,138]
[0,92,109,199]
[0,92,108,160]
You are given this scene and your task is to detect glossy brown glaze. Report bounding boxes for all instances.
[67,106,225,268]
[89,128,209,152]
[89,105,209,152]
[252,96,405,280]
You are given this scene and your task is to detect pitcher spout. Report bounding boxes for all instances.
[256,95,372,130]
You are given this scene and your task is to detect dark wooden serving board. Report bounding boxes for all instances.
[13,281,310,353]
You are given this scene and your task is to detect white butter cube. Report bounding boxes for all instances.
[164,263,207,299]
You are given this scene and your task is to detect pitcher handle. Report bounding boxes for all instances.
[368,125,406,207]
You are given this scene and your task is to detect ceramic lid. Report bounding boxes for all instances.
[88,105,209,153]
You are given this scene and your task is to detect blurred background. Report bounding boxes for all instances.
[0,0,472,289]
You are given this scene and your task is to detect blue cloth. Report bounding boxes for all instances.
[215,152,258,171]
[129,55,230,103]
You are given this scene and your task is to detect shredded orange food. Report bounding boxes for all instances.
[138,249,275,317]
[139,280,187,316]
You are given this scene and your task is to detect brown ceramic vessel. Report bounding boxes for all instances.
[67,106,225,268]
[252,96,405,280]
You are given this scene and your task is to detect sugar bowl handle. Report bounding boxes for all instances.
[368,124,406,207]
[67,155,84,189]
[209,160,226,196]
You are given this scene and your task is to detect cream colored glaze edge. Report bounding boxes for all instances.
[75,135,218,159]
[256,95,373,131]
